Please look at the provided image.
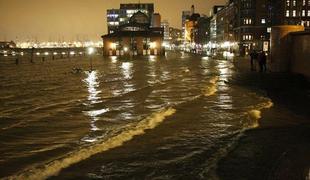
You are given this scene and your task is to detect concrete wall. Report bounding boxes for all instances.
[270,25,304,72]
[290,32,310,79]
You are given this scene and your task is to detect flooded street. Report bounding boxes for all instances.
[0,52,304,179]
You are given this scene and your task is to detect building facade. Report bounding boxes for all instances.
[107,3,154,34]
[182,11,192,41]
[232,0,310,55]
[161,20,170,40]
[102,11,164,56]
[270,0,310,27]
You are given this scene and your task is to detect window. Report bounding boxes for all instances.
[302,10,306,16]
[303,0,306,6]
[261,19,266,24]
[267,27,271,33]
[243,34,253,40]
[293,0,296,6]
[287,0,290,6]
[308,10,310,16]
[243,18,252,25]
[286,10,290,17]
[292,10,296,17]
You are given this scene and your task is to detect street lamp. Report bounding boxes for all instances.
[88,47,95,55]
[110,43,116,50]
[150,42,157,49]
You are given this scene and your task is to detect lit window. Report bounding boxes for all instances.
[302,10,306,16]
[287,0,290,6]
[293,10,296,17]
[286,10,290,17]
[308,10,310,16]
[293,0,296,6]
[267,27,271,33]
[261,19,266,24]
[243,34,253,40]
[303,0,306,5]
[243,18,252,25]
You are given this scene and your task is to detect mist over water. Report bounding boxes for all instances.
[0,52,273,179]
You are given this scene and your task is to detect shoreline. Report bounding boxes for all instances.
[217,57,310,180]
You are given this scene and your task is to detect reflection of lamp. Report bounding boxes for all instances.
[87,47,95,72]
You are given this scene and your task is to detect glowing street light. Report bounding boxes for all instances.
[124,47,128,52]
[150,42,157,49]
[110,43,116,49]
[88,47,95,55]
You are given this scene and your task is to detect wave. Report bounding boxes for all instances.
[5,108,176,180]
[200,97,274,179]
[247,99,274,128]
[203,76,219,97]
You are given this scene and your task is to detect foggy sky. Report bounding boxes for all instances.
[0,0,226,42]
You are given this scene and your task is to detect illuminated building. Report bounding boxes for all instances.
[182,11,191,41]
[161,20,170,40]
[107,3,154,34]
[102,11,164,56]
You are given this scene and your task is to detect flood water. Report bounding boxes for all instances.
[0,52,275,179]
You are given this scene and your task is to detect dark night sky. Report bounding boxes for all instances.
[0,0,227,42]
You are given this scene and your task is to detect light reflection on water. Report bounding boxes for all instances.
[0,53,279,179]
[82,71,109,142]
[83,71,102,104]
[121,62,133,80]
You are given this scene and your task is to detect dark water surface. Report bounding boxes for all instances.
[0,52,276,179]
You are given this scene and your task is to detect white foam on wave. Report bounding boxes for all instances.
[5,108,176,180]
[203,76,219,97]
[247,99,274,128]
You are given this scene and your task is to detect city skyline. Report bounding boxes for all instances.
[0,0,226,42]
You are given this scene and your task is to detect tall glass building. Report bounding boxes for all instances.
[107,3,154,34]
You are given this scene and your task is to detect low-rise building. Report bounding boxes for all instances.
[102,11,164,56]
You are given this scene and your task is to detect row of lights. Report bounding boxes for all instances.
[17,41,103,49]
[1,47,96,57]
[109,42,157,51]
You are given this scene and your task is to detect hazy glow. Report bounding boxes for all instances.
[0,0,226,42]
[110,43,116,49]
[150,42,157,49]
[88,47,95,55]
